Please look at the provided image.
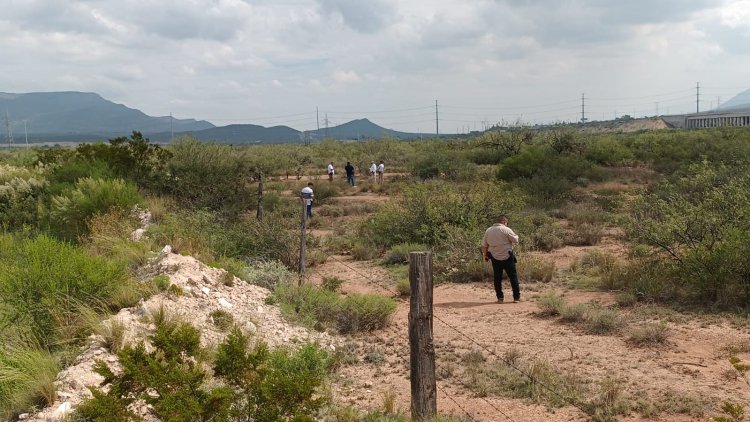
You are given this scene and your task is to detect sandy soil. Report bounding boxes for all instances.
[306,192,750,421]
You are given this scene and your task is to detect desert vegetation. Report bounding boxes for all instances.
[1,126,749,420]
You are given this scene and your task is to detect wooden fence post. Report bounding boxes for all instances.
[298,198,306,285]
[409,251,437,420]
[256,173,264,221]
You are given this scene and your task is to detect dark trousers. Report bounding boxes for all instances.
[306,203,312,218]
[346,174,355,186]
[490,253,520,300]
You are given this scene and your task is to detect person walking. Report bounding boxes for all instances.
[369,161,377,179]
[300,182,314,219]
[376,160,385,184]
[345,161,356,187]
[481,215,520,303]
[327,162,335,182]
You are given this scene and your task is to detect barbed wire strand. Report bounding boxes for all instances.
[329,255,524,422]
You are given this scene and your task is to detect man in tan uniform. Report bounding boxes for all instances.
[481,215,520,303]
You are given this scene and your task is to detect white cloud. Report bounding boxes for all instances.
[0,0,747,131]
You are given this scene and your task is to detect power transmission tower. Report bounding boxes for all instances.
[435,100,439,137]
[324,113,329,137]
[581,94,586,123]
[4,110,13,150]
[23,120,28,147]
[316,107,320,140]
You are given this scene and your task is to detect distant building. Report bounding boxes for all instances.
[662,109,750,129]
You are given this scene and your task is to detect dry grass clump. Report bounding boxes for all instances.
[627,322,670,347]
[536,293,622,335]
[97,319,126,352]
[536,291,566,316]
[518,256,555,283]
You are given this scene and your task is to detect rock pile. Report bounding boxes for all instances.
[30,245,336,421]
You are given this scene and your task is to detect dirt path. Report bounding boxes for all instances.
[305,193,750,421]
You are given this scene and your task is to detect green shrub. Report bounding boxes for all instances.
[584,306,621,335]
[351,242,379,261]
[164,139,255,215]
[565,222,604,246]
[73,132,172,189]
[560,303,588,323]
[149,210,299,270]
[336,294,398,334]
[629,162,750,308]
[272,284,397,334]
[364,181,525,248]
[529,223,565,251]
[50,177,142,242]
[395,279,410,297]
[536,292,566,316]
[0,347,59,420]
[241,260,295,290]
[209,310,235,332]
[46,158,117,195]
[151,274,171,291]
[382,243,429,265]
[0,234,132,348]
[0,164,48,228]
[321,276,345,292]
[77,320,232,422]
[213,328,330,420]
[518,256,555,283]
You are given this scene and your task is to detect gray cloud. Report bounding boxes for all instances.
[317,0,395,33]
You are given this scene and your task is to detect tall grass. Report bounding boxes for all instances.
[0,234,133,348]
[0,347,59,419]
[49,177,142,242]
[271,284,397,334]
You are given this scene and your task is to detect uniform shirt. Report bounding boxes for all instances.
[300,186,314,205]
[377,163,385,173]
[345,164,354,176]
[327,164,334,174]
[370,163,377,174]
[482,223,519,260]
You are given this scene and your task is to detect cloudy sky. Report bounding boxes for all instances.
[1,0,749,133]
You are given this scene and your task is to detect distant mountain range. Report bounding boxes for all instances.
[0,91,423,144]
[0,92,213,142]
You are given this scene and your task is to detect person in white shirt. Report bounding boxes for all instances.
[369,162,377,179]
[481,214,520,303]
[327,162,335,182]
[376,160,385,184]
[300,183,314,218]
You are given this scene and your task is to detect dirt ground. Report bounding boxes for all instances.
[302,176,750,421]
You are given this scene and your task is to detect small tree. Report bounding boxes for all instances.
[480,124,535,157]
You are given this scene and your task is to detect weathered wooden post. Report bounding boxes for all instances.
[298,197,306,285]
[256,173,264,221]
[408,251,437,420]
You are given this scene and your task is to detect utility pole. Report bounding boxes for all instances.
[23,120,28,147]
[170,112,174,141]
[696,82,700,113]
[581,93,586,124]
[324,113,329,138]
[4,110,13,150]
[717,96,721,109]
[435,100,439,137]
[316,107,320,140]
